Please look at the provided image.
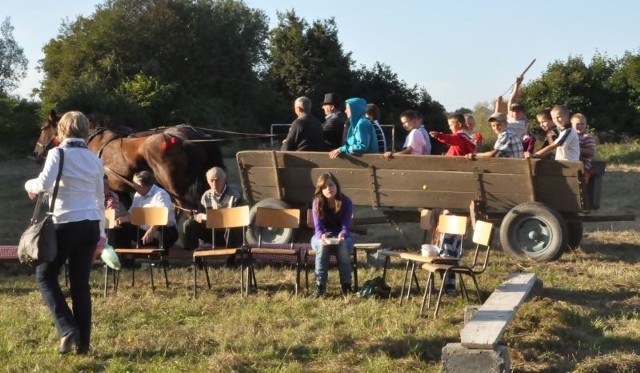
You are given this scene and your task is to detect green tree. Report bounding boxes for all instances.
[520,52,640,136]
[0,17,28,95]
[266,10,354,124]
[40,0,270,129]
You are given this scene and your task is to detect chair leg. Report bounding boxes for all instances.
[405,262,417,303]
[204,262,211,290]
[425,272,434,310]
[382,256,390,281]
[420,273,431,317]
[469,273,482,303]
[411,269,422,294]
[399,260,411,305]
[149,261,155,293]
[458,274,469,301]
[434,269,450,318]
[294,261,300,296]
[352,250,358,291]
[131,264,136,288]
[162,260,169,289]
[103,265,108,298]
[193,261,198,298]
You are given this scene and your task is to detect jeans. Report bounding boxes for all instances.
[36,219,99,352]
[311,236,354,287]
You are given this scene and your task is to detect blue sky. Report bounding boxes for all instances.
[6,0,640,111]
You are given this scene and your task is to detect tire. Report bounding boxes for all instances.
[566,221,583,250]
[499,202,568,262]
[246,199,293,245]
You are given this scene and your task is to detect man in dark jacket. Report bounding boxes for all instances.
[321,93,347,149]
[281,96,327,151]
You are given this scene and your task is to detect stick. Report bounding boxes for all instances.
[500,59,537,97]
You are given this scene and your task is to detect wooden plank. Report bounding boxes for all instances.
[460,273,537,349]
[237,151,583,176]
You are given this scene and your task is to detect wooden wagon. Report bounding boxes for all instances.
[236,150,630,262]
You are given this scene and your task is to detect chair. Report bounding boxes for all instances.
[246,207,302,295]
[303,209,359,292]
[399,214,468,304]
[193,205,250,297]
[110,207,171,293]
[419,220,494,318]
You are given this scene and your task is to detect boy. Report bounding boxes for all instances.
[429,113,475,156]
[529,105,579,161]
[467,113,523,159]
[571,113,597,182]
[384,110,430,157]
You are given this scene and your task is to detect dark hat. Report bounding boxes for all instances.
[510,103,524,111]
[322,93,340,106]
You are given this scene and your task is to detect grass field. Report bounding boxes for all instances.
[1,155,639,372]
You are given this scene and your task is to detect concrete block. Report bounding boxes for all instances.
[441,343,510,373]
[463,305,480,324]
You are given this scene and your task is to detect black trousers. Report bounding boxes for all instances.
[36,219,99,352]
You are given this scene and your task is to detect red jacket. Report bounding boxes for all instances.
[433,131,476,156]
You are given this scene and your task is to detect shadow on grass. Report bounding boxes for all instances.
[366,335,455,362]
[573,242,640,264]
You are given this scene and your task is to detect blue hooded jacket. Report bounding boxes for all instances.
[339,98,378,155]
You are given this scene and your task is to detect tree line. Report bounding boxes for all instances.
[1,0,639,160]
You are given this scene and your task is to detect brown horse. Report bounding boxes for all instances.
[31,111,225,210]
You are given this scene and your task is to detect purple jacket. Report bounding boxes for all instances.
[312,195,353,239]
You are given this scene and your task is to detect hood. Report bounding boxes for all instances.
[345,97,367,128]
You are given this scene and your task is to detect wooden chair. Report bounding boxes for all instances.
[303,209,359,291]
[193,205,250,297]
[111,207,170,293]
[420,220,494,318]
[246,207,302,295]
[399,214,468,304]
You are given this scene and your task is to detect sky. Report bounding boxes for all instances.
[5,0,640,112]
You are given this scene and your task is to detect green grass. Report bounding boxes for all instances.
[1,151,639,372]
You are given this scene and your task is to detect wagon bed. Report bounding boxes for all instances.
[236,151,631,262]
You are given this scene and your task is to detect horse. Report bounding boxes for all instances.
[31,111,225,211]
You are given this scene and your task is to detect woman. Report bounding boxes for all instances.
[328,97,378,159]
[25,111,104,354]
[310,173,354,297]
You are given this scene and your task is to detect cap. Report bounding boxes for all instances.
[510,103,524,111]
[488,112,507,122]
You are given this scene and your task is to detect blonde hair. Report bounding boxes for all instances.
[570,113,587,124]
[57,111,90,140]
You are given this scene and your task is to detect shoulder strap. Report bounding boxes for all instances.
[48,148,64,213]
[30,148,64,222]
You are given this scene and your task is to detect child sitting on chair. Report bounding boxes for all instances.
[310,173,354,298]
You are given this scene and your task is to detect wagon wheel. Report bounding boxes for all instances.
[246,198,294,245]
[500,202,568,262]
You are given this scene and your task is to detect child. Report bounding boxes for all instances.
[467,113,524,159]
[430,113,475,156]
[311,173,354,297]
[570,113,597,183]
[464,114,483,152]
[530,105,580,161]
[384,110,430,157]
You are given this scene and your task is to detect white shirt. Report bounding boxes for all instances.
[554,126,580,161]
[130,184,176,228]
[25,138,104,225]
[403,126,431,155]
[507,118,527,140]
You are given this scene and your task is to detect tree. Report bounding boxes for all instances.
[266,10,354,123]
[0,17,28,95]
[520,52,640,136]
[40,0,270,129]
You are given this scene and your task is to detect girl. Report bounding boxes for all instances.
[311,173,354,297]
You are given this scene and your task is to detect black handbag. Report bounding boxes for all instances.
[18,149,64,266]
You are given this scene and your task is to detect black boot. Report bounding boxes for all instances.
[312,284,326,298]
[341,283,352,296]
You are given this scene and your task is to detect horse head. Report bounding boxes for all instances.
[30,109,61,163]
